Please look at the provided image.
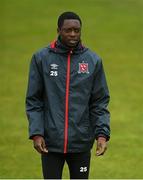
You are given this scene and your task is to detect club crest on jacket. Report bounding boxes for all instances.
[78,61,89,74]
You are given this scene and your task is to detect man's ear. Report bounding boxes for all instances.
[57,28,60,34]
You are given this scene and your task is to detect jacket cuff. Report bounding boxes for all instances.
[30,135,43,140]
[96,134,110,141]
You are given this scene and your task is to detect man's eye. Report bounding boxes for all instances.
[75,29,80,33]
[64,29,71,33]
[64,29,80,33]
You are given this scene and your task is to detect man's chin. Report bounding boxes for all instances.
[67,41,78,48]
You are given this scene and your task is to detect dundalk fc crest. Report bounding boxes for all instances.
[78,61,89,74]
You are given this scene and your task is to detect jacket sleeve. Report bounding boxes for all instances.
[25,54,44,139]
[89,58,110,141]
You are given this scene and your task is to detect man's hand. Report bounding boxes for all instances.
[96,137,107,156]
[33,136,48,154]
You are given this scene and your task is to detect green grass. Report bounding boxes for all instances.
[0,0,143,178]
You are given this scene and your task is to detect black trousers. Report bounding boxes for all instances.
[41,151,91,179]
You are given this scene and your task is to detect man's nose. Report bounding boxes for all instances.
[70,30,76,36]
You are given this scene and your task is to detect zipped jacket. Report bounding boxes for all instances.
[26,38,110,153]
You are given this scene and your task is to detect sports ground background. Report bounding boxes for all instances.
[0,0,143,178]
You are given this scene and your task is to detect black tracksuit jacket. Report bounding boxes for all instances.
[26,38,110,153]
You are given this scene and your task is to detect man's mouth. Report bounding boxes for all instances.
[68,39,78,44]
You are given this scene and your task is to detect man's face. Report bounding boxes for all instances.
[57,19,81,48]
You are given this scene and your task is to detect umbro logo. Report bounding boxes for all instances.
[50,64,59,70]
[50,64,59,76]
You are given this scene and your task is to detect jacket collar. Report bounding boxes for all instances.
[49,36,88,55]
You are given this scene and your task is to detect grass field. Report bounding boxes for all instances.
[0,0,143,178]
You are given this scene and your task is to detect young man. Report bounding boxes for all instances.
[26,12,110,179]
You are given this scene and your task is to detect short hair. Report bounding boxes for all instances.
[57,11,82,29]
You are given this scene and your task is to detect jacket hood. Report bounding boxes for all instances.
[48,36,88,55]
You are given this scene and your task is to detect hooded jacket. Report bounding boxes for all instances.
[26,38,110,153]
